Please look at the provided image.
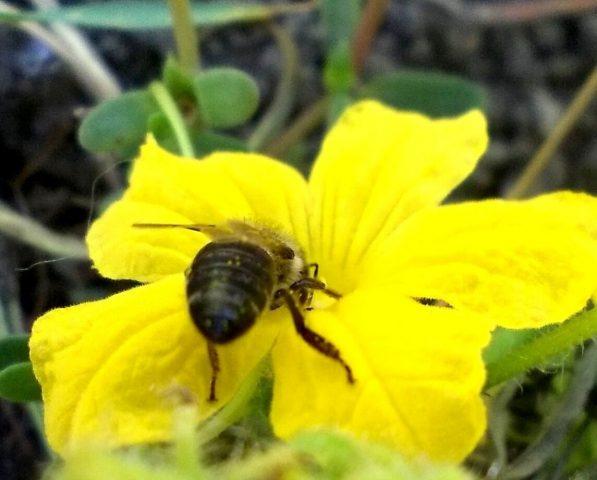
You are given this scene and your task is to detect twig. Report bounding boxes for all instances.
[264,97,329,158]
[506,66,597,199]
[486,382,519,477]
[351,0,391,74]
[0,201,87,260]
[421,0,597,25]
[248,23,299,151]
[0,1,120,101]
[472,0,597,25]
[31,0,121,100]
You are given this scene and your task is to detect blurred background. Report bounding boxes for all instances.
[0,1,596,478]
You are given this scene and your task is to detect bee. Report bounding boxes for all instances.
[133,220,354,401]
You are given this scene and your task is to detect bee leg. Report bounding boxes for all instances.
[207,342,220,402]
[280,290,355,384]
[306,262,319,279]
[290,278,342,300]
[303,263,320,307]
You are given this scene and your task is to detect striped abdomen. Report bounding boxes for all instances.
[186,241,275,343]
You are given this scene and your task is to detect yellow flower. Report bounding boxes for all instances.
[30,101,597,462]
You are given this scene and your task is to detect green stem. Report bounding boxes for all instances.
[485,308,597,389]
[150,82,195,157]
[167,0,200,72]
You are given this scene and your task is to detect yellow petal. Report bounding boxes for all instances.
[362,193,597,329]
[87,137,309,282]
[270,287,490,462]
[529,191,597,240]
[30,274,282,453]
[87,200,208,283]
[308,101,488,293]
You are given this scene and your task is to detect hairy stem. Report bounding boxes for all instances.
[485,308,597,389]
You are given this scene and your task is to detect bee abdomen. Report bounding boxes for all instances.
[186,241,275,344]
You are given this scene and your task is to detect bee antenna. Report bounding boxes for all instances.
[132,223,216,232]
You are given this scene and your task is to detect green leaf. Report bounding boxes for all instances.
[78,90,159,157]
[0,362,41,402]
[359,70,487,117]
[0,334,30,371]
[194,68,260,129]
[0,1,313,30]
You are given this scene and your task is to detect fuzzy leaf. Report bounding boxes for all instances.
[0,334,30,371]
[194,68,260,129]
[79,90,158,157]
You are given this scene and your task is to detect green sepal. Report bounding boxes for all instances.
[193,131,248,157]
[78,90,159,157]
[162,56,196,104]
[0,361,42,402]
[359,70,487,117]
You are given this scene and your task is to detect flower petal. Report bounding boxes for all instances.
[87,137,309,282]
[362,192,597,329]
[30,274,282,453]
[307,101,488,292]
[270,288,490,462]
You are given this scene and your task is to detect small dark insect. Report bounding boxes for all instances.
[413,297,453,308]
[133,220,354,401]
